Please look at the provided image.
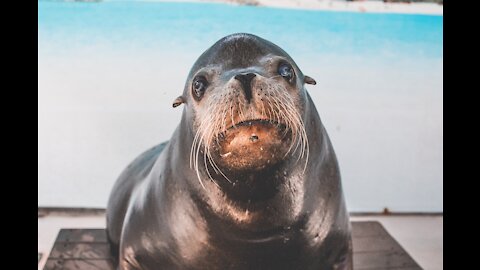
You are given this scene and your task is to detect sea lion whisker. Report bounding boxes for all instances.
[206,147,232,184]
[194,151,206,190]
[269,84,308,163]
[190,129,202,170]
[268,92,298,156]
[203,144,220,188]
[193,104,235,186]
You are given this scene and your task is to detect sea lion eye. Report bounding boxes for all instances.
[192,76,208,100]
[278,62,295,83]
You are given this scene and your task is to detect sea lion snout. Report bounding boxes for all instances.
[200,68,305,173]
[234,72,257,103]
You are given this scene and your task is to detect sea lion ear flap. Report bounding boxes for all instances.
[304,75,317,85]
[172,96,186,108]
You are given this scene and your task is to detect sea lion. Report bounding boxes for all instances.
[106,33,352,270]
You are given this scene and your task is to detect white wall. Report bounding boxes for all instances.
[38,46,442,212]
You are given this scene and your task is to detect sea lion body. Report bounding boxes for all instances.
[107,33,352,270]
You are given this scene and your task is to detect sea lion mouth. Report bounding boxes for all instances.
[221,119,287,138]
[213,119,292,172]
[226,119,284,131]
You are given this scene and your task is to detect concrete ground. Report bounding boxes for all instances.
[38,214,443,270]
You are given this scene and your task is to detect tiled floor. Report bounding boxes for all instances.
[38,214,442,270]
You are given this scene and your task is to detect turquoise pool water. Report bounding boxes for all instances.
[39,0,442,59]
[38,0,443,212]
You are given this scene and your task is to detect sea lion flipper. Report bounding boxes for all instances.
[304,75,317,85]
[172,96,186,108]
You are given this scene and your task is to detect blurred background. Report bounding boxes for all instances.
[38,0,443,213]
[38,0,442,268]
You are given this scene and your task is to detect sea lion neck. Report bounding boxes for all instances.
[222,163,290,202]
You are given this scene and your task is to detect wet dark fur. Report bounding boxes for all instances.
[107,33,352,270]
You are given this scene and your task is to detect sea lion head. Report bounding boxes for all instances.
[174,33,316,190]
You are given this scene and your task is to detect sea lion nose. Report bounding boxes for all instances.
[234,73,256,103]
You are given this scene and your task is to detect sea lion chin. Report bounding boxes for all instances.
[211,119,292,172]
